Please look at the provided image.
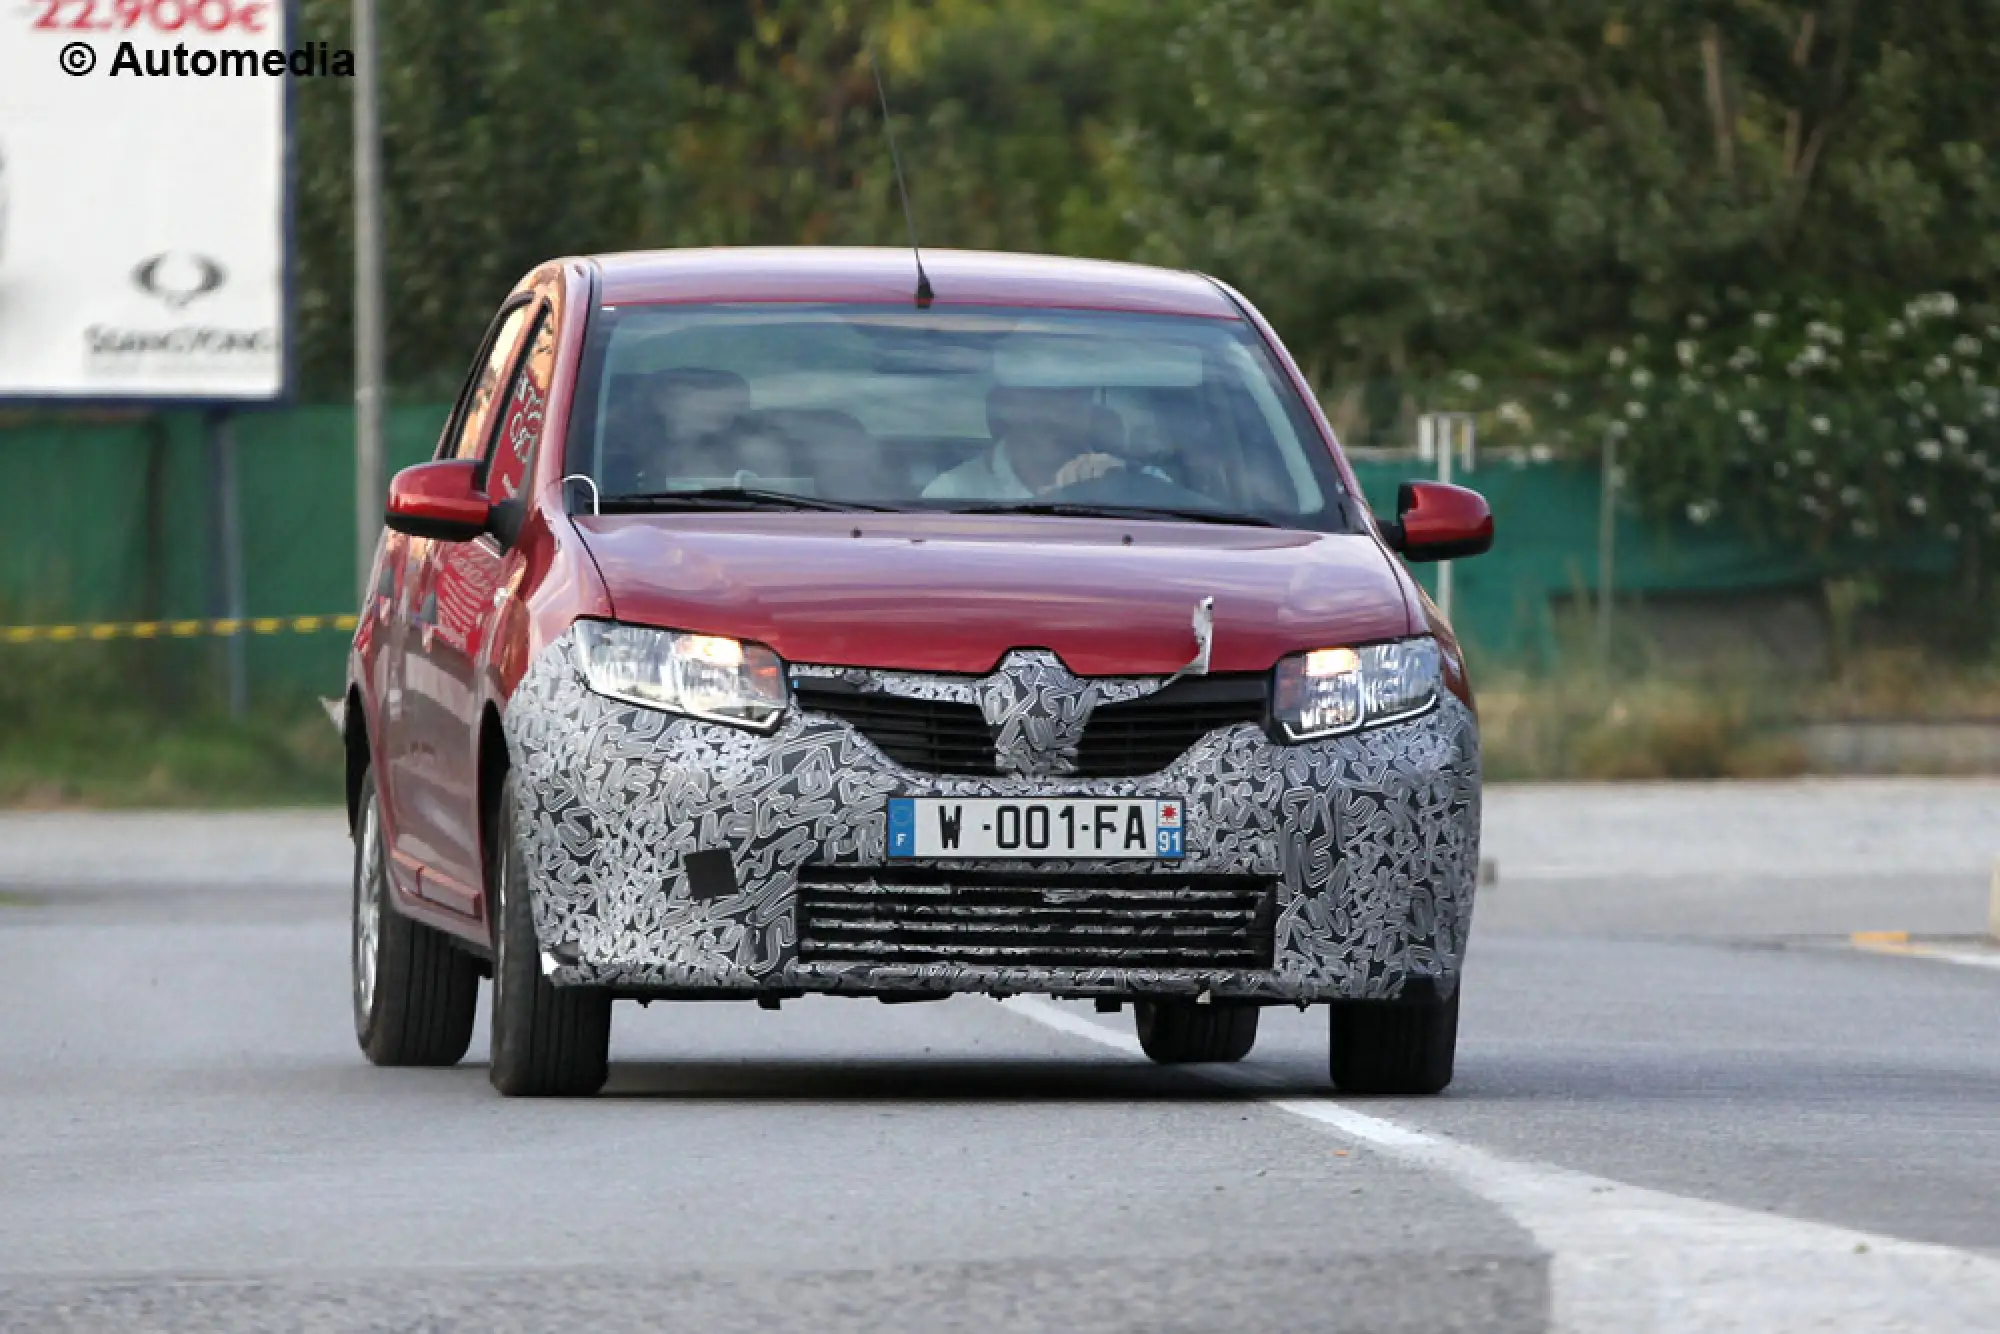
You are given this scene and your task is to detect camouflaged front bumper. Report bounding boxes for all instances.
[503,629,1481,1002]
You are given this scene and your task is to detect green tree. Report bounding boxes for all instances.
[1110,0,2000,389]
[292,0,1123,397]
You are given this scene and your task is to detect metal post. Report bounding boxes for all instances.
[207,410,249,719]
[1436,415,1455,622]
[1418,412,1474,623]
[1597,428,1618,665]
[353,0,386,600]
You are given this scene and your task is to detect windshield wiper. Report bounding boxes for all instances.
[946,501,1282,528]
[596,488,898,514]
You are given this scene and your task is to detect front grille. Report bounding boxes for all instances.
[1074,675,1268,776]
[797,674,1270,778]
[796,865,1277,970]
[793,680,996,775]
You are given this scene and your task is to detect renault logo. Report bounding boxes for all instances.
[131,251,227,310]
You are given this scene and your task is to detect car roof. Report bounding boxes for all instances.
[587,247,1241,319]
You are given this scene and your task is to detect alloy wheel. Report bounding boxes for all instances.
[351,794,383,1032]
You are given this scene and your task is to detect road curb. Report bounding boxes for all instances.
[1990,857,2000,942]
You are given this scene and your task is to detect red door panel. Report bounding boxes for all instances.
[403,301,560,908]
[384,299,534,909]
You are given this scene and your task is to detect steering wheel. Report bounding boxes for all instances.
[1040,461,1219,510]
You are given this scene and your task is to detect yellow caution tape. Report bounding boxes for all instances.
[0,614,359,644]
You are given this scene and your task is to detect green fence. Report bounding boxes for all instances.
[1344,457,1905,661]
[0,406,1897,702]
[0,406,446,703]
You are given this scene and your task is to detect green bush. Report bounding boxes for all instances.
[1537,294,2000,578]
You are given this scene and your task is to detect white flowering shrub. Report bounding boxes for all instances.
[1533,294,2000,565]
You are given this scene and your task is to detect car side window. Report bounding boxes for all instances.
[481,306,556,501]
[436,302,534,462]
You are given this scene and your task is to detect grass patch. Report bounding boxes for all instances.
[1476,641,2000,781]
[1797,648,2000,722]
[3,599,1993,801]
[0,635,342,808]
[0,708,342,808]
[1478,669,1808,781]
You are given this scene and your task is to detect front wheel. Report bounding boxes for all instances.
[488,772,612,1097]
[1135,999,1259,1063]
[351,767,480,1067]
[1327,990,1460,1095]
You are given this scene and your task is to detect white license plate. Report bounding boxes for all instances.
[887,797,1184,859]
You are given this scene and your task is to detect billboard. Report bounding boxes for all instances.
[0,5,292,403]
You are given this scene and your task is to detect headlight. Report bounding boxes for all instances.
[1273,636,1440,741]
[573,621,788,731]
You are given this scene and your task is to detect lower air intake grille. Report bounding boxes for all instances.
[792,680,996,775]
[796,866,1277,970]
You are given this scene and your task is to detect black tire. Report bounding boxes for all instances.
[488,772,612,1097]
[1327,989,1460,1095]
[351,766,480,1067]
[1134,999,1259,1063]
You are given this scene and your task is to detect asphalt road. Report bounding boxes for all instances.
[1,780,1996,1333]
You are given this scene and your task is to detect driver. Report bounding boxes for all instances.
[601,367,751,492]
[923,386,1131,500]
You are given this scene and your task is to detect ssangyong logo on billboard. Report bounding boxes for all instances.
[80,248,278,366]
[0,10,290,401]
[132,252,229,310]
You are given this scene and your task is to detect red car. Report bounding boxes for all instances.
[343,247,1494,1097]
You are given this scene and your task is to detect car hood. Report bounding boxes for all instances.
[573,512,1414,676]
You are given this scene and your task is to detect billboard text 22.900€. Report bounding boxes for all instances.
[0,8,295,402]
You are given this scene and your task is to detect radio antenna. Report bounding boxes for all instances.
[865,46,934,308]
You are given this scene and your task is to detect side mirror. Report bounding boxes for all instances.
[385,459,490,542]
[1382,481,1493,562]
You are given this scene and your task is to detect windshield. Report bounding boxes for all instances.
[563,304,1360,531]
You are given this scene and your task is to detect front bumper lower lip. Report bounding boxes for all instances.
[502,638,1482,1004]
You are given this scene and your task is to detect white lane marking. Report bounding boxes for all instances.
[1004,997,2000,1333]
[1902,946,2000,971]
[1850,935,2000,972]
